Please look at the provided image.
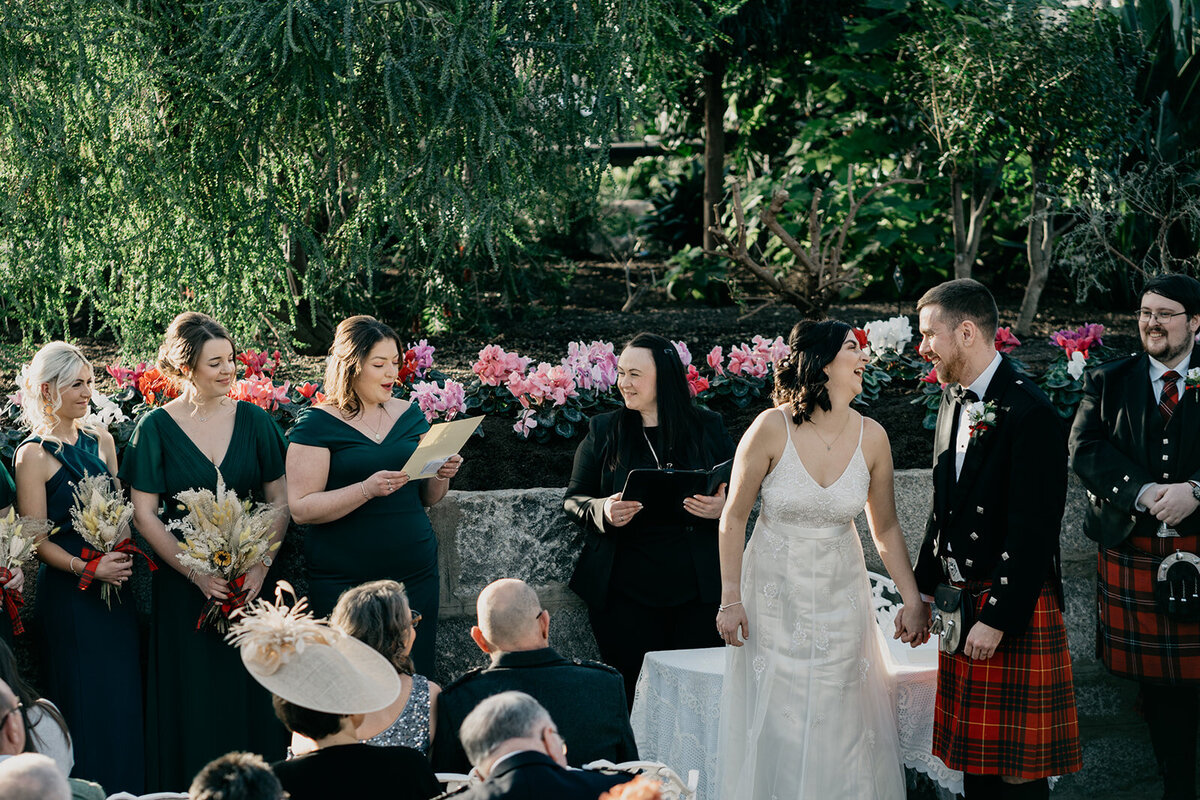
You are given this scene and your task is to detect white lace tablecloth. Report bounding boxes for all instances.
[629,573,963,800]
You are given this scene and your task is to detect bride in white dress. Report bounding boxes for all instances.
[715,320,930,800]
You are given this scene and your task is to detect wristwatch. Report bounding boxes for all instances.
[1190,481,1200,502]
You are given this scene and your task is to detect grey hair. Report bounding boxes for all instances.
[459,691,551,767]
[0,753,71,800]
[18,341,98,441]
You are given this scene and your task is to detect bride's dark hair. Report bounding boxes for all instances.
[774,319,853,425]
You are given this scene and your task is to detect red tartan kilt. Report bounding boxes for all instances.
[933,582,1082,778]
[1098,531,1200,684]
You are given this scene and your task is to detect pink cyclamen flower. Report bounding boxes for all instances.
[237,350,279,379]
[409,340,436,377]
[105,362,149,389]
[994,327,1021,354]
[672,341,693,367]
[920,367,945,387]
[562,341,617,392]
[473,345,530,387]
[411,380,466,422]
[686,365,709,398]
[752,335,790,364]
[229,377,290,411]
[706,346,724,376]
[513,408,538,438]
[508,363,578,407]
[296,382,321,399]
[727,345,768,378]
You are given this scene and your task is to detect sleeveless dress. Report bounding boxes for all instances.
[26,433,144,793]
[362,673,432,754]
[716,414,905,800]
[118,402,287,791]
[287,404,440,676]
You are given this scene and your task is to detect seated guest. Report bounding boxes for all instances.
[432,579,637,773]
[333,579,439,753]
[0,753,71,800]
[227,584,441,800]
[0,641,72,777]
[189,752,284,800]
[445,691,626,800]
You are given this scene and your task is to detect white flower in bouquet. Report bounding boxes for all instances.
[1066,351,1087,381]
[0,508,41,571]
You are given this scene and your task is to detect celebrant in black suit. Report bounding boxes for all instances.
[1069,273,1200,800]
[914,279,1081,799]
[564,332,734,702]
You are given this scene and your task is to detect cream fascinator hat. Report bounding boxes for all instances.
[226,582,400,715]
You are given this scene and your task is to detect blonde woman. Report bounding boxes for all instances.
[287,316,460,676]
[119,312,289,790]
[12,341,143,792]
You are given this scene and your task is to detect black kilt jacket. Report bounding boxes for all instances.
[436,752,627,800]
[1068,352,1200,684]
[914,356,1069,635]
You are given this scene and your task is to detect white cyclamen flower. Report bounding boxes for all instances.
[85,394,127,428]
[1066,351,1087,381]
[863,316,913,356]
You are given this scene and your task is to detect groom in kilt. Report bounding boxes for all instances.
[1069,273,1200,800]
[914,279,1082,799]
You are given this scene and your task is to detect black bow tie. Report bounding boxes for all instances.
[950,385,979,404]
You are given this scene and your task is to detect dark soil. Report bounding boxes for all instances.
[60,260,1140,491]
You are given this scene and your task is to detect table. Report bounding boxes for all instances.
[629,573,963,800]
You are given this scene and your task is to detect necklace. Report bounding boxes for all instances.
[642,427,670,469]
[189,398,227,423]
[364,404,390,441]
[809,412,851,452]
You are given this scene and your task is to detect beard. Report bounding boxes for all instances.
[1141,327,1193,365]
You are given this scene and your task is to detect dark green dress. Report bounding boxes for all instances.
[287,404,440,676]
[118,402,287,791]
[0,462,15,647]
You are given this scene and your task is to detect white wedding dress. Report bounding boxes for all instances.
[716,412,905,799]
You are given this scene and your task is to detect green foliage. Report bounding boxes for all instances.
[0,0,708,350]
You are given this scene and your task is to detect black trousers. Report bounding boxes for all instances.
[1141,681,1200,800]
[588,589,722,709]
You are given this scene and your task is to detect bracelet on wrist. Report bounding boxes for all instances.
[360,481,369,499]
[718,600,743,613]
[69,557,81,577]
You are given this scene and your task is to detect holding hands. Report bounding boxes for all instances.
[892,599,932,648]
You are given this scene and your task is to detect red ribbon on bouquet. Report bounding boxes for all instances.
[196,572,250,631]
[0,568,25,636]
[77,538,157,592]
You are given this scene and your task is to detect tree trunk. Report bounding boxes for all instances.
[950,171,996,280]
[1016,167,1053,336]
[702,53,727,253]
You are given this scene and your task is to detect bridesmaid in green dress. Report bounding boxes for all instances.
[287,315,461,677]
[119,312,290,791]
[0,462,24,648]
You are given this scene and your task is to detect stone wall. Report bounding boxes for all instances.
[427,472,1157,799]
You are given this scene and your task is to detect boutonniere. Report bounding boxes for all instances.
[966,400,998,440]
[1186,368,1200,394]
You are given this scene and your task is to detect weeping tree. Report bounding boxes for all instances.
[0,0,703,350]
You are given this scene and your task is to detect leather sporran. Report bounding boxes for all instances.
[1154,551,1200,622]
[930,583,973,655]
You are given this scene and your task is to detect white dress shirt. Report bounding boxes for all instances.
[954,351,1003,481]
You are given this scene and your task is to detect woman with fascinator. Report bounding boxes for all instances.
[564,332,735,704]
[228,583,441,800]
[714,320,929,800]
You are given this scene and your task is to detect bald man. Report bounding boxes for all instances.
[431,579,637,774]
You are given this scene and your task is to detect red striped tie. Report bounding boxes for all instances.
[1160,370,1180,422]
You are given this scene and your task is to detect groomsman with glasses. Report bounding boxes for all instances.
[1070,273,1200,800]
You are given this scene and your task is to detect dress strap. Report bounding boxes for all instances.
[856,413,865,449]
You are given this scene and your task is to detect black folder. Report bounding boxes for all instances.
[619,459,733,525]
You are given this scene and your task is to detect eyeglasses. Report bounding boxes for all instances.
[409,611,422,629]
[0,702,23,727]
[1137,309,1189,324]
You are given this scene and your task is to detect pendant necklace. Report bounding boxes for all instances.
[810,413,850,452]
[642,427,670,469]
[365,404,390,441]
[191,399,225,423]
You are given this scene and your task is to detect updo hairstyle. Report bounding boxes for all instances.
[774,319,853,425]
[331,579,415,676]
[18,341,98,439]
[157,312,235,390]
[323,315,402,417]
